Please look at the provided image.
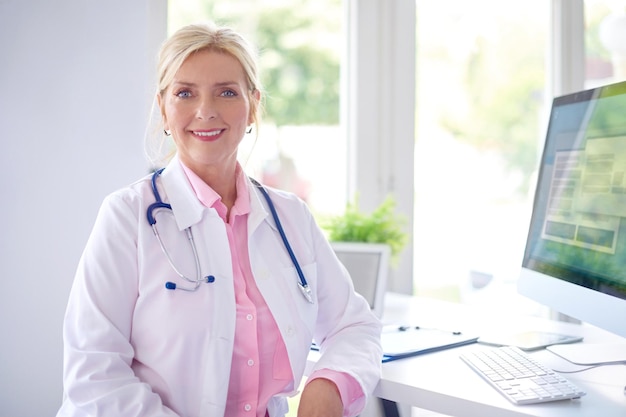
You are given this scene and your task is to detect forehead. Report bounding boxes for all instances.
[175,49,247,84]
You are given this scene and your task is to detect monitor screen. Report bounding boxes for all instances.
[518,80,626,340]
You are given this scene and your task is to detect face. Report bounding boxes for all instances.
[158,49,257,175]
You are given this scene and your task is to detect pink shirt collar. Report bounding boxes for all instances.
[180,163,251,220]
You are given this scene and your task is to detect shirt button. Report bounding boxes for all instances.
[246,314,253,321]
[247,359,254,366]
[244,404,252,412]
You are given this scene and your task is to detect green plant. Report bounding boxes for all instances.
[322,196,408,263]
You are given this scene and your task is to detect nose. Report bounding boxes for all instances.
[196,96,217,120]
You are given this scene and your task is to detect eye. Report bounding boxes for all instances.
[221,89,237,97]
[175,89,192,99]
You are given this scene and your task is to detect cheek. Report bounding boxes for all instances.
[164,104,190,129]
[223,105,250,128]
[238,104,253,126]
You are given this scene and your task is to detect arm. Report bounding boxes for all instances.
[297,378,343,417]
[59,192,179,417]
[303,370,366,417]
[304,202,383,415]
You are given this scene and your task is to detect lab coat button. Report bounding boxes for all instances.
[286,326,295,336]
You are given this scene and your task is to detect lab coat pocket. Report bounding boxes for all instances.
[271,262,319,340]
[287,260,318,305]
[295,262,319,335]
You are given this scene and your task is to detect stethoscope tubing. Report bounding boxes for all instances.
[147,168,313,303]
[250,178,313,303]
[148,168,214,291]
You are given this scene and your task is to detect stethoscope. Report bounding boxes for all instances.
[146,168,314,303]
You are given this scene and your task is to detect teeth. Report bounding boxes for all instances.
[195,130,220,137]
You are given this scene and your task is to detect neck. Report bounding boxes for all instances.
[200,165,239,211]
[178,156,241,211]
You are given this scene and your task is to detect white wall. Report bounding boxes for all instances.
[0,1,166,415]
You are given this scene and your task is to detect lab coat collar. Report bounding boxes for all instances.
[158,157,207,231]
[246,175,277,235]
[158,156,276,234]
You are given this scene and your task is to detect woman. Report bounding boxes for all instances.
[57,22,382,417]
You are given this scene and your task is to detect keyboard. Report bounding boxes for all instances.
[460,346,586,405]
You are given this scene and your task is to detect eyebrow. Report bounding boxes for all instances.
[171,80,241,88]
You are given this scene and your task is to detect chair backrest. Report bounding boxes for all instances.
[331,242,390,318]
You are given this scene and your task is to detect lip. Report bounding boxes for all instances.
[191,129,224,142]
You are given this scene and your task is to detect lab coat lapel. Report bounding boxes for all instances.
[159,157,208,231]
[246,177,275,234]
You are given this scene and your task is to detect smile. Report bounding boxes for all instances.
[192,129,224,141]
[193,130,223,137]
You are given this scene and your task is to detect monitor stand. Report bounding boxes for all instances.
[547,343,626,366]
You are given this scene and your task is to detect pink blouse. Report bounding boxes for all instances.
[181,164,365,417]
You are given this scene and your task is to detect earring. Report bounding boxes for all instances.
[164,129,171,136]
[246,126,253,134]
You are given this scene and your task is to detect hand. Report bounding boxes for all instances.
[297,378,343,417]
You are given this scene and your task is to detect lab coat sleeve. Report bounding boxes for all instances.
[58,191,179,417]
[294,199,383,410]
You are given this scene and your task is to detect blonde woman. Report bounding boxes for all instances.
[57,22,382,417]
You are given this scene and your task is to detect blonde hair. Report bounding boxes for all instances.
[146,22,263,167]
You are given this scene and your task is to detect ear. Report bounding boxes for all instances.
[156,93,169,131]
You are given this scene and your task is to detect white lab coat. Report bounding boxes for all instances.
[58,156,382,417]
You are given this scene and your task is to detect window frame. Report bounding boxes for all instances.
[345,0,416,294]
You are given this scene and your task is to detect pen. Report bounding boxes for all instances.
[397,325,462,335]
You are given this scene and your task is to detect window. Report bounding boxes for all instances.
[166,0,625,305]
[584,0,626,87]
[413,0,549,310]
[413,0,626,313]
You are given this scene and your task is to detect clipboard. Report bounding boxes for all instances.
[381,325,479,362]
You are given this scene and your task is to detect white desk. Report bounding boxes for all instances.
[309,293,626,417]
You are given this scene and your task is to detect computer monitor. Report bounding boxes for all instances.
[518,80,626,363]
[331,242,390,319]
